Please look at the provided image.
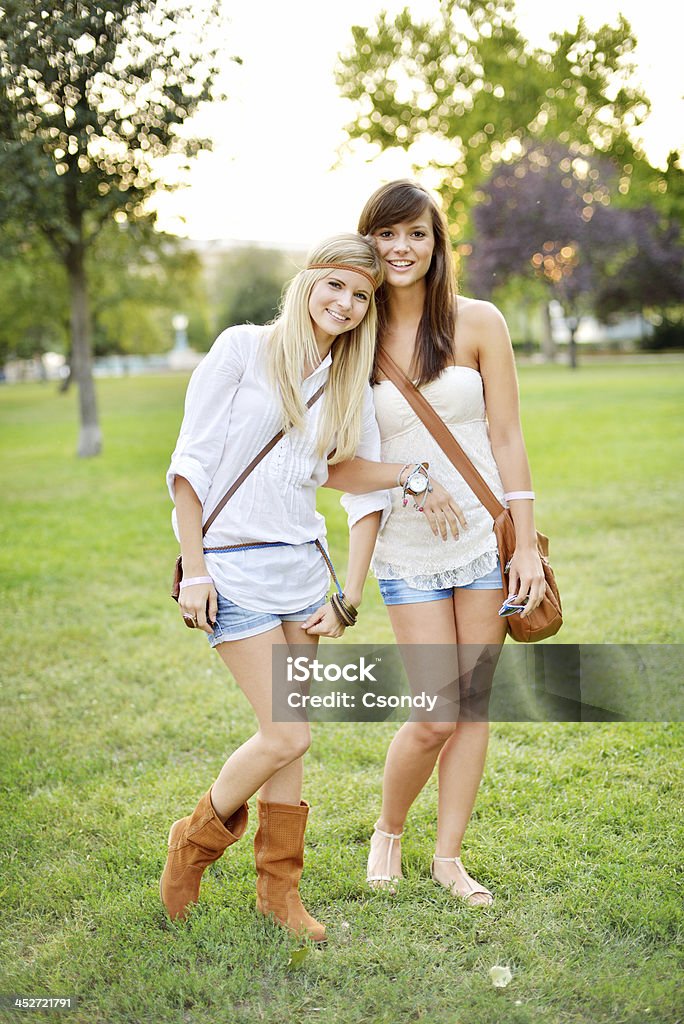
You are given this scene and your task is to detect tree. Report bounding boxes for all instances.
[86,223,211,359]
[210,247,293,333]
[336,2,664,233]
[0,1,231,455]
[467,143,634,366]
[467,143,684,365]
[592,206,684,338]
[0,221,211,379]
[0,231,70,368]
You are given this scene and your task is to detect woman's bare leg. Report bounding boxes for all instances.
[209,623,318,818]
[431,587,506,903]
[367,598,459,882]
[256,619,320,804]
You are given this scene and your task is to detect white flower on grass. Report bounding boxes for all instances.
[489,965,513,988]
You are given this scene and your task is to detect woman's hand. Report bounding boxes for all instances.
[419,479,467,541]
[301,601,346,638]
[505,547,545,618]
[179,583,218,633]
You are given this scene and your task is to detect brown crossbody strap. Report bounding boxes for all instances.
[376,348,506,522]
[201,383,326,536]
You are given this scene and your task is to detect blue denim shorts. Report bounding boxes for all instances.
[378,559,503,606]
[207,590,328,647]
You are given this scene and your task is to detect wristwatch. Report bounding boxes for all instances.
[404,465,429,495]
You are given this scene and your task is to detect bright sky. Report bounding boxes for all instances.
[152,0,684,247]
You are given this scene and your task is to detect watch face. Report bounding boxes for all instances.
[406,470,428,494]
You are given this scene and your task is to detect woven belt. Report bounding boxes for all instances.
[203,538,343,597]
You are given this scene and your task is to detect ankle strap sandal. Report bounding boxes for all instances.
[431,855,494,906]
[367,824,404,888]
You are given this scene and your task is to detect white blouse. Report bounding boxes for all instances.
[167,324,390,613]
[346,365,506,589]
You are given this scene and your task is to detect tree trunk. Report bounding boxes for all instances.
[65,244,101,457]
[541,301,556,363]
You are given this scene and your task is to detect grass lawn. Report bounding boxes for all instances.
[0,362,682,1024]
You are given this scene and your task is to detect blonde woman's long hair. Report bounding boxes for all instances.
[266,234,383,464]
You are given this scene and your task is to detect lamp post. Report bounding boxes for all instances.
[168,312,201,371]
[172,313,189,353]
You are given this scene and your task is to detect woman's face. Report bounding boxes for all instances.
[370,209,435,289]
[308,270,372,348]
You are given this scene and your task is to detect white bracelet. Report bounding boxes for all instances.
[179,575,213,590]
[504,491,535,501]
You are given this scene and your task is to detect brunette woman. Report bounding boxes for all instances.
[335,182,546,905]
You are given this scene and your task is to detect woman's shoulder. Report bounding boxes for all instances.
[456,296,506,331]
[454,296,509,359]
[214,322,269,346]
[210,323,270,361]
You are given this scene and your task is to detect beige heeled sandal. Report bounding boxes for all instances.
[367,824,404,891]
[431,855,494,906]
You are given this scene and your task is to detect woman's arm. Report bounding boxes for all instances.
[328,458,466,540]
[301,511,381,637]
[341,509,382,609]
[473,301,546,615]
[174,475,218,633]
[325,457,403,493]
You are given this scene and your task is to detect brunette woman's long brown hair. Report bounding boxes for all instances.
[358,180,457,386]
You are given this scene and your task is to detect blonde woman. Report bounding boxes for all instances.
[160,233,460,941]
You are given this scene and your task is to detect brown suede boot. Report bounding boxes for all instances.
[254,799,326,942]
[160,789,248,920]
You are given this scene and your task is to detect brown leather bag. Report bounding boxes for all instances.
[376,349,562,643]
[171,383,326,601]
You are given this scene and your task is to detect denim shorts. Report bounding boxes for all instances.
[207,590,328,647]
[378,559,503,606]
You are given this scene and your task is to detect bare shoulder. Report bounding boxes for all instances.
[454,296,510,365]
[456,295,507,332]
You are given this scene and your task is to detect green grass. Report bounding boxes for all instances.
[0,364,682,1024]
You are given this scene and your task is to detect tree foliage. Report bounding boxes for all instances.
[467,144,627,308]
[592,208,684,322]
[467,143,684,350]
[0,233,69,365]
[210,247,293,333]
[336,1,677,231]
[0,223,211,369]
[0,0,230,454]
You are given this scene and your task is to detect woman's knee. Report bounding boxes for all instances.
[261,725,311,767]
[410,720,459,750]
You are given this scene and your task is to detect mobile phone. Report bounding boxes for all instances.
[498,595,529,617]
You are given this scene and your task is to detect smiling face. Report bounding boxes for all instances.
[308,270,373,352]
[371,210,435,289]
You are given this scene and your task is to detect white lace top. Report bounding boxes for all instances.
[369,365,505,589]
